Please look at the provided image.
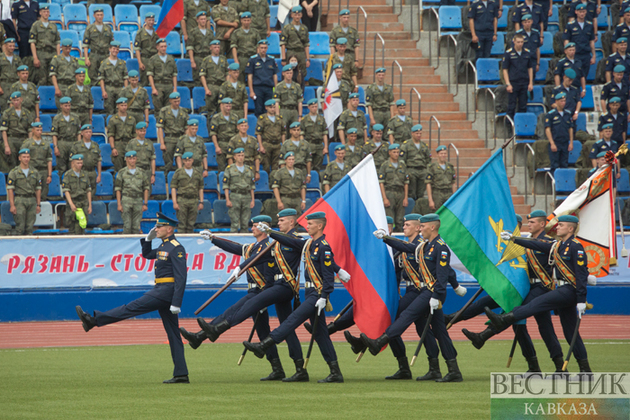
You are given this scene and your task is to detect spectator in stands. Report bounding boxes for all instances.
[515,15,541,73]
[61,154,92,234]
[50,39,79,109]
[51,97,81,174]
[247,39,278,117]
[330,38,358,92]
[513,0,544,36]
[212,0,239,55]
[187,11,215,85]
[562,4,595,84]
[134,12,159,87]
[0,39,22,114]
[223,147,256,232]
[1,92,34,172]
[0,11,5,42]
[337,92,367,145]
[70,124,102,193]
[219,63,248,119]
[119,70,150,126]
[227,118,261,177]
[332,63,352,109]
[7,148,41,235]
[99,41,129,116]
[387,99,413,146]
[242,0,271,37]
[502,33,534,120]
[126,121,156,192]
[182,0,212,42]
[174,119,208,175]
[116,151,150,234]
[606,38,630,82]
[171,151,204,233]
[613,7,630,51]
[157,92,189,174]
[329,9,360,65]
[379,143,408,232]
[11,0,38,65]
[83,7,114,86]
[598,96,627,146]
[424,145,457,212]
[147,39,178,113]
[108,97,137,172]
[323,144,349,193]
[257,98,285,173]
[365,68,395,134]
[362,124,389,169]
[272,151,306,214]
[230,12,260,84]
[300,0,320,31]
[11,65,39,118]
[201,40,229,116]
[468,0,499,60]
[590,123,620,168]
[65,68,93,127]
[280,6,310,83]
[400,124,431,201]
[28,4,59,87]
[545,92,574,173]
[343,127,363,168]
[567,0,599,28]
[301,98,327,171]
[554,43,585,93]
[286,55,304,87]
[210,97,239,171]
[274,64,303,134]
[552,68,582,118]
[601,65,630,113]
[280,121,312,178]
[21,122,51,201]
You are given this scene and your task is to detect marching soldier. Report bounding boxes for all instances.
[76,212,190,384]
[366,68,395,133]
[330,38,358,92]
[0,39,22,114]
[218,63,248,120]
[186,11,215,84]
[108,97,137,172]
[50,39,79,108]
[210,97,239,172]
[545,92,574,173]
[28,4,60,86]
[272,151,306,214]
[400,124,431,200]
[362,124,389,169]
[227,118,261,178]
[200,40,229,116]
[82,7,114,86]
[323,144,349,193]
[424,145,457,212]
[280,6,310,84]
[212,0,240,55]
[275,64,303,134]
[379,143,409,232]
[70,124,102,193]
[65,68,93,126]
[133,13,159,87]
[329,9,360,64]
[170,152,204,233]
[387,100,413,145]
[175,119,209,174]
[257,99,286,173]
[62,154,92,234]
[115,151,149,234]
[119,70,150,126]
[337,93,368,145]
[342,128,364,169]
[223,147,256,232]
[147,39,178,113]
[182,0,212,43]
[98,41,129,115]
[230,12,260,84]
[7,148,41,235]
[157,92,189,174]
[241,0,271,38]
[21,122,52,201]
[280,122,311,178]
[126,121,157,190]
[246,39,278,117]
[301,98,327,172]
[1,92,35,172]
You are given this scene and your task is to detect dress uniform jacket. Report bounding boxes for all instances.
[597,112,627,145]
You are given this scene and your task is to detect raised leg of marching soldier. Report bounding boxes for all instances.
[262,142,282,174]
[407,168,426,201]
[385,190,404,232]
[175,197,198,233]
[121,196,143,234]
[386,288,422,380]
[14,196,38,235]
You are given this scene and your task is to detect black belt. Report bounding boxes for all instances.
[389,187,404,192]
[178,194,198,199]
[283,193,301,198]
[231,190,250,195]
[123,193,143,198]
[373,108,389,112]
[14,193,33,197]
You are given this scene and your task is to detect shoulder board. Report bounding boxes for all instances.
[572,239,580,244]
[532,29,540,33]
[268,55,275,59]
[586,21,593,25]
[259,115,264,119]
[437,239,446,246]
[402,140,408,144]
[617,23,625,27]
[549,109,558,114]
[171,239,180,246]
[321,239,328,246]
[516,29,523,33]
[524,48,530,52]
[226,164,231,169]
[507,48,513,52]
[291,231,301,237]
[595,139,603,143]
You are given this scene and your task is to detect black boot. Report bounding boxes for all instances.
[435,359,463,382]
[553,356,567,373]
[462,327,495,350]
[525,356,542,373]
[360,333,390,356]
[417,357,442,381]
[76,306,96,332]
[242,337,275,359]
[304,322,337,335]
[444,312,456,326]
[577,359,592,373]
[163,375,190,384]
[318,361,344,383]
[344,331,367,354]
[179,327,207,350]
[197,318,230,342]
[385,357,412,380]
[282,359,309,382]
[484,307,516,331]
[260,358,285,381]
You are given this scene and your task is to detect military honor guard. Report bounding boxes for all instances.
[7,148,41,235]
[61,154,92,234]
[223,148,256,232]
[115,151,150,234]
[170,152,204,233]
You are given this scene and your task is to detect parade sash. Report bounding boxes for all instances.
[415,242,436,292]
[273,241,299,294]
[525,248,555,290]
[303,238,324,293]
[243,243,265,289]
[551,241,577,288]
[401,252,422,290]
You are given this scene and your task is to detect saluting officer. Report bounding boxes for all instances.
[200,40,229,116]
[115,150,149,234]
[11,66,39,117]
[147,39,178,113]
[61,154,92,234]
[468,0,499,59]
[545,92,575,173]
[387,100,413,145]
[223,147,256,232]
[175,119,209,174]
[76,212,190,384]
[301,98,328,171]
[515,15,541,73]
[605,37,630,82]
[210,97,239,172]
[553,43,584,90]
[362,124,389,169]
[1,92,35,171]
[280,6,310,83]
[551,68,581,118]
[246,39,278,117]
[280,122,311,178]
[7,148,41,235]
[82,7,114,86]
[218,63,249,120]
[65,68,93,126]
[126,121,157,190]
[601,65,630,113]
[157,92,189,174]
[0,39,23,113]
[230,12,261,84]
[70,124,102,193]
[98,41,129,115]
[275,64,303,134]
[337,93,368,145]
[21,122,52,201]
[323,144,349,193]
[365,68,395,133]
[119,70,150,125]
[503,33,534,120]
[257,98,285,173]
[562,3,595,84]
[49,39,79,108]
[272,151,306,214]
[329,9,360,64]
[400,124,431,200]
[133,12,159,87]
[212,0,239,55]
[227,118,261,175]
[597,97,627,146]
[379,143,409,232]
[425,145,457,212]
[182,0,212,43]
[28,4,60,86]
[186,11,214,85]
[11,0,39,63]
[108,97,137,172]
[170,152,204,233]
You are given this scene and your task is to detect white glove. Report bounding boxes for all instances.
[500,230,512,241]
[257,222,271,232]
[337,268,351,283]
[577,302,586,318]
[429,298,440,314]
[587,275,597,286]
[315,297,327,315]
[170,305,181,314]
[200,229,213,241]
[259,307,267,314]
[454,285,467,297]
[146,227,157,241]
[373,228,387,239]
[226,270,239,284]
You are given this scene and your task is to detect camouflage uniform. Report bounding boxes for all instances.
[171,166,204,232]
[108,115,137,172]
[337,109,367,145]
[272,167,306,215]
[209,111,239,171]
[183,0,212,28]
[186,25,215,83]
[230,27,260,83]
[51,112,81,173]
[61,168,91,234]
[70,141,102,193]
[98,57,128,115]
[301,113,327,171]
[241,0,270,36]
[49,54,79,108]
[257,113,285,173]
[280,23,309,81]
[330,53,357,91]
[115,166,149,233]
[119,85,150,124]
[212,5,239,55]
[274,80,302,134]
[223,163,255,232]
[64,83,94,126]
[387,116,413,145]
[1,107,34,171]
[365,83,394,132]
[82,24,114,86]
[378,159,409,231]
[218,80,248,119]
[7,165,41,234]
[157,106,189,174]
[417,161,456,214]
[199,54,229,115]
[322,159,349,190]
[227,133,261,167]
[399,139,431,200]
[28,20,60,86]
[279,139,311,173]
[20,138,52,201]
[146,53,178,112]
[329,25,360,62]
[133,27,159,86]
[10,80,39,115]
[338,78,353,109]
[174,134,208,168]
[362,140,389,170]
[0,53,22,113]
[344,143,364,169]
[126,138,156,195]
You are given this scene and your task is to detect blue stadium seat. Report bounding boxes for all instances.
[100,144,114,169]
[88,4,114,30]
[113,31,132,60]
[576,113,587,132]
[177,86,193,110]
[619,169,630,195]
[48,172,62,200]
[497,6,509,29]
[535,58,550,82]
[303,86,318,105]
[86,201,109,227]
[306,170,321,202]
[115,4,140,33]
[38,86,57,112]
[49,143,57,173]
[166,31,182,57]
[152,171,167,197]
[107,201,124,226]
[405,197,415,215]
[540,31,554,56]
[126,58,139,74]
[246,87,255,111]
[212,200,230,225]
[305,58,324,82]
[587,53,601,81]
[204,171,220,204]
[568,141,582,165]
[176,59,193,83]
[438,6,462,34]
[0,173,6,199]
[153,143,164,167]
[63,4,88,31]
[247,114,257,136]
[189,114,208,138]
[1,202,15,226]
[249,199,263,219]
[254,170,273,199]
[139,5,161,23]
[475,58,501,88]
[92,86,104,112]
[514,113,538,143]
[91,114,107,144]
[192,86,206,113]
[267,32,281,56]
[161,200,177,220]
[147,114,158,140]
[145,86,154,110]
[270,5,278,28]
[206,142,217,168]
[40,114,53,134]
[275,58,283,79]
[548,5,559,34]
[141,200,160,233]
[196,199,212,224]
[554,168,577,198]
[527,85,545,116]
[49,3,64,30]
[57,28,82,57]
[598,4,609,29]
[309,32,330,56]
[490,32,505,56]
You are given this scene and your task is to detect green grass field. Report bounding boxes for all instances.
[1,340,629,419]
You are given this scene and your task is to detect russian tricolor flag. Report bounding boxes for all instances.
[299,155,398,338]
[155,0,184,38]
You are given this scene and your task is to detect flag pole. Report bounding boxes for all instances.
[446,287,483,330]
[506,325,520,368]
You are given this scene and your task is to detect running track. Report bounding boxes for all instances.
[1,315,628,349]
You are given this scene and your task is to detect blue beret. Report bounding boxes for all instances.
[60,96,71,104]
[420,213,440,223]
[284,151,295,159]
[614,65,626,73]
[116,97,128,104]
[521,14,532,21]
[197,11,207,17]
[61,39,73,46]
[81,124,92,131]
[564,68,576,79]
[389,143,400,150]
[516,214,523,223]
[528,210,547,219]
[278,209,297,217]
[228,63,240,71]
[348,92,359,99]
[265,99,276,106]
[110,41,121,47]
[156,211,178,226]
[75,68,86,74]
[436,145,447,152]
[237,118,247,124]
[339,9,350,15]
[404,213,422,221]
[290,121,300,128]
[233,147,245,154]
[307,98,318,105]
[396,99,406,106]
[31,122,43,128]
[125,150,137,157]
[306,211,326,220]
[18,148,30,155]
[375,67,386,74]
[145,12,155,18]
[617,37,628,44]
[347,128,358,134]
[71,154,83,160]
[210,40,221,45]
[240,11,252,18]
[412,124,423,132]
[336,37,347,45]
[252,215,272,223]
[221,97,233,104]
[575,3,586,10]
[282,64,293,72]
[564,42,576,49]
[602,123,614,129]
[555,92,567,100]
[93,6,104,12]
[372,124,384,131]
[10,91,21,99]
[596,151,607,158]
[609,97,621,104]
[386,216,394,224]
[187,119,199,126]
[17,65,28,72]
[557,214,579,223]
[332,63,343,70]
[291,5,302,13]
[625,7,630,13]
[182,152,194,159]
[128,70,139,77]
[169,92,180,99]
[257,39,268,45]
[136,121,147,129]
[335,144,345,151]
[40,3,50,9]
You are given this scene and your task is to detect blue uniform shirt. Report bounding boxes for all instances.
[562,21,595,56]
[589,139,619,159]
[552,85,581,114]
[512,3,544,30]
[141,234,187,308]
[467,0,499,35]
[613,23,630,43]
[605,52,630,80]
[545,109,574,143]
[502,47,535,84]
[516,29,541,54]
[601,81,630,111]
[245,54,278,88]
[420,235,453,302]
[597,112,628,145]
[567,1,598,22]
[554,57,583,88]
[11,0,39,30]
